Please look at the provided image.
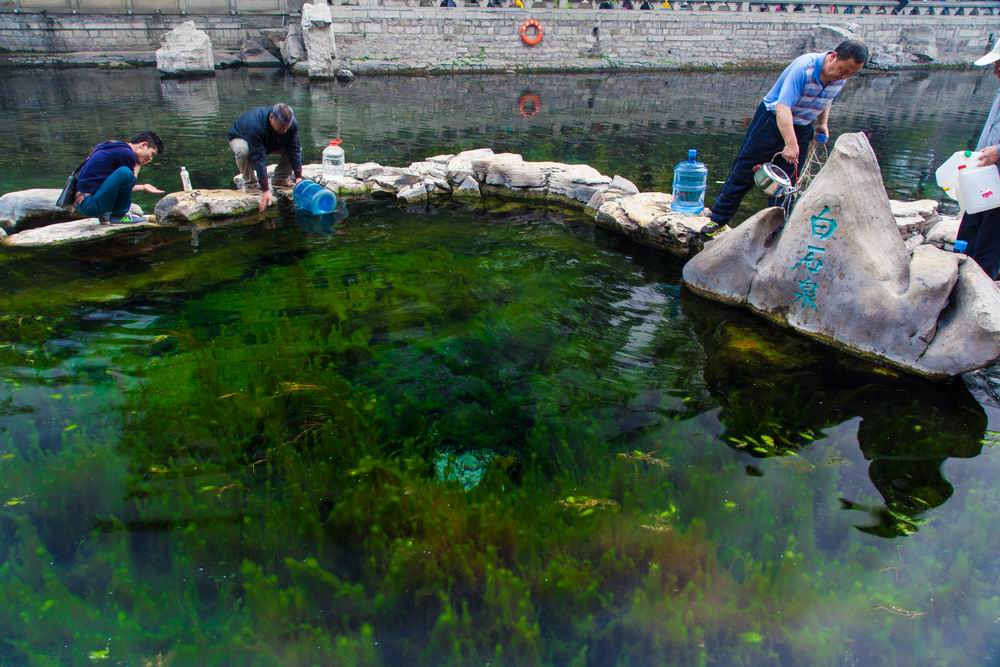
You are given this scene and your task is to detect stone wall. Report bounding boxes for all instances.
[0,12,286,52]
[0,7,996,68]
[328,7,999,71]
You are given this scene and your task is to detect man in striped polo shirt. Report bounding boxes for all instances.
[702,40,869,235]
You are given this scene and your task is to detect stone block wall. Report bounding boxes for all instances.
[0,12,286,52]
[0,6,996,68]
[327,7,1000,70]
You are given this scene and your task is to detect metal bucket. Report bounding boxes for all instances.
[753,159,792,197]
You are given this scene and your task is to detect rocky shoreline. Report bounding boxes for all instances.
[0,140,991,379]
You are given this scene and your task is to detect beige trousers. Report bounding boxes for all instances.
[229,138,294,189]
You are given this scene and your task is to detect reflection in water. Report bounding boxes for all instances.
[681,290,986,538]
[158,77,221,120]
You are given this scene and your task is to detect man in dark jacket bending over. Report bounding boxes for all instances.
[228,103,303,212]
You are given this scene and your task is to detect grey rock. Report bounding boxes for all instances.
[335,68,355,83]
[683,132,1000,378]
[155,21,215,77]
[810,24,856,52]
[301,3,338,79]
[238,38,282,67]
[2,217,158,248]
[407,161,448,180]
[454,175,481,198]
[868,43,904,71]
[154,189,262,223]
[904,233,925,252]
[925,215,960,250]
[280,23,307,66]
[610,175,640,195]
[902,25,938,63]
[447,148,495,184]
[0,188,79,231]
[547,163,612,204]
[397,182,429,203]
[595,192,711,258]
[919,258,1000,375]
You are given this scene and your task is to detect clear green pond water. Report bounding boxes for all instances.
[0,68,998,666]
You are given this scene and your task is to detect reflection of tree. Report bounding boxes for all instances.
[681,290,986,538]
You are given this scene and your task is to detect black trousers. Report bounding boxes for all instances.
[956,206,1000,279]
[709,102,814,224]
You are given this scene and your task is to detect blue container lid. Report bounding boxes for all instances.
[688,149,697,161]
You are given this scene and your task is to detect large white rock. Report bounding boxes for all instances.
[902,25,938,63]
[154,189,263,223]
[155,21,215,77]
[0,189,78,231]
[683,132,1000,378]
[2,217,158,248]
[547,164,612,204]
[301,3,338,79]
[447,148,495,185]
[925,215,960,250]
[595,192,711,257]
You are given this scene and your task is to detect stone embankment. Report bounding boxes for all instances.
[1,140,991,378]
[2,5,995,74]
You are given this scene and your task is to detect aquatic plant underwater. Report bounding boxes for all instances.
[0,201,998,666]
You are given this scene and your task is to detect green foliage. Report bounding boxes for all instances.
[0,207,997,666]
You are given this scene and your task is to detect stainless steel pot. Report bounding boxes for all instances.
[753,159,792,197]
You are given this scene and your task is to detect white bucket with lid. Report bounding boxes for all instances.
[958,165,1000,214]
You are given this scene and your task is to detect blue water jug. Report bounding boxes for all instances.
[671,148,708,215]
[292,180,336,215]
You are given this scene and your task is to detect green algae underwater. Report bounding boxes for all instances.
[0,198,998,666]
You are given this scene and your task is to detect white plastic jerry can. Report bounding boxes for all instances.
[935,150,982,207]
[958,165,1000,214]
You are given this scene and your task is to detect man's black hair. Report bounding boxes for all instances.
[834,39,869,66]
[131,130,165,155]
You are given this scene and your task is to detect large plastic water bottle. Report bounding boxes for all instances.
[292,180,336,215]
[671,148,708,215]
[322,138,345,180]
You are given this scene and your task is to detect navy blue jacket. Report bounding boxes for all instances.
[227,106,303,191]
[77,141,137,195]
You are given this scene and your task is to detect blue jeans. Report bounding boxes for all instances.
[956,207,1000,279]
[710,102,814,224]
[76,166,135,218]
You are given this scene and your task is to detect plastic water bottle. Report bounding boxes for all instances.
[671,148,708,215]
[180,166,192,192]
[954,239,968,254]
[292,180,337,215]
[322,138,345,180]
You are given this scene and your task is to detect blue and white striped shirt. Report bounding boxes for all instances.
[763,52,847,126]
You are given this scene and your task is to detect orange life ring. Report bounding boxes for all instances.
[519,19,543,46]
[518,92,541,117]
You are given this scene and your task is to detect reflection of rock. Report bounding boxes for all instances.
[683,133,1000,378]
[159,77,221,120]
[155,21,215,77]
[681,290,986,538]
[154,189,262,223]
[0,189,80,232]
[301,3,338,79]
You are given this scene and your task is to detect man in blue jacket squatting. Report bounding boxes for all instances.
[73,131,165,224]
[228,103,303,213]
[701,40,868,236]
